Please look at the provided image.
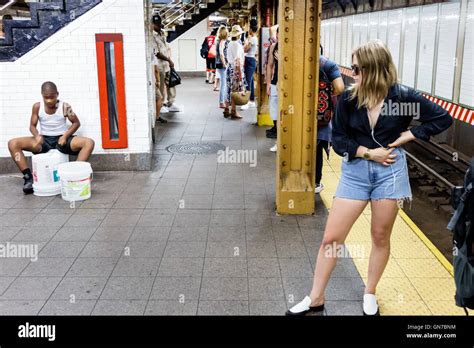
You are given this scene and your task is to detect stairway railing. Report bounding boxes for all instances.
[155,1,182,17]
[0,0,17,12]
[164,1,203,29]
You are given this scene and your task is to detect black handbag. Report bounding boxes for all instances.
[168,68,181,88]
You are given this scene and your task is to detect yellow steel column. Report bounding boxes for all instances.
[276,0,321,215]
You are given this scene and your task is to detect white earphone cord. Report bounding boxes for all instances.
[369,111,396,195]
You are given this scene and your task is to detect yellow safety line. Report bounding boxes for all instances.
[398,209,454,277]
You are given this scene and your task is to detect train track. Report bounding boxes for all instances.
[402,139,470,262]
[404,139,469,214]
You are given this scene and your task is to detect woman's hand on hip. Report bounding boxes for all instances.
[388,130,416,148]
[370,147,397,166]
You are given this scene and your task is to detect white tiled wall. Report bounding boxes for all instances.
[0,0,152,158]
[321,3,473,108]
[169,17,208,72]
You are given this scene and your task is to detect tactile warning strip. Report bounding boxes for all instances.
[320,155,472,315]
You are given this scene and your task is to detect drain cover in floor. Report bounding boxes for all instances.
[166,142,226,155]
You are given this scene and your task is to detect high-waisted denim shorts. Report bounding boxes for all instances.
[335,147,412,201]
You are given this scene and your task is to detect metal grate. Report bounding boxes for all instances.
[166,142,226,155]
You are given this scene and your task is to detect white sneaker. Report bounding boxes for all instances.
[270,144,277,152]
[168,104,181,112]
[248,101,256,108]
[160,106,169,114]
[240,103,250,110]
[315,183,325,194]
[363,294,380,316]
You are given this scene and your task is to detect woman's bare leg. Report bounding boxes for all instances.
[365,199,398,294]
[308,198,368,305]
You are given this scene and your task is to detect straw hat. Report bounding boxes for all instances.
[229,25,244,37]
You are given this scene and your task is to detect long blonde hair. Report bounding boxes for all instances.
[349,40,398,109]
[218,26,228,41]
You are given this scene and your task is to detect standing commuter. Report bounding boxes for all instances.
[224,25,246,120]
[216,26,229,109]
[315,51,345,193]
[286,40,453,316]
[266,28,279,152]
[241,23,259,110]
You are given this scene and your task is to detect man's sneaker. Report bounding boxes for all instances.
[248,101,256,108]
[23,174,34,195]
[160,106,169,114]
[315,183,325,194]
[168,104,181,112]
[270,144,277,152]
[240,103,250,110]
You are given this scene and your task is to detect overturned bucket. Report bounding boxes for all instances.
[32,150,69,197]
[57,161,93,202]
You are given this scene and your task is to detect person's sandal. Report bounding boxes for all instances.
[230,110,242,119]
[223,109,231,118]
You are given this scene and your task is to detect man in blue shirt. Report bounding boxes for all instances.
[316,53,345,193]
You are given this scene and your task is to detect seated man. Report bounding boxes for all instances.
[8,81,95,194]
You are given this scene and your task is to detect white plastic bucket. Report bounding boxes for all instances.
[57,161,93,202]
[32,150,69,197]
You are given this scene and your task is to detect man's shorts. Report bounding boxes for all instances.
[34,135,79,156]
[206,57,216,71]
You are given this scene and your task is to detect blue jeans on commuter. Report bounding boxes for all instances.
[217,68,227,105]
[244,56,257,102]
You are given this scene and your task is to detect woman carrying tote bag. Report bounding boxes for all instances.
[224,25,248,120]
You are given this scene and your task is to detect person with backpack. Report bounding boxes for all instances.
[286,40,453,316]
[202,28,218,84]
[448,158,474,313]
[315,53,345,193]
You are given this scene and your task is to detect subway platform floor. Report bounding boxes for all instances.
[0,77,363,316]
[0,77,463,316]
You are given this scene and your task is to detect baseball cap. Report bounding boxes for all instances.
[152,15,162,24]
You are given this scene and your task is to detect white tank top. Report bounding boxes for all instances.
[38,100,68,136]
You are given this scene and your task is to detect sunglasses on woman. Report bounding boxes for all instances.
[351,64,363,76]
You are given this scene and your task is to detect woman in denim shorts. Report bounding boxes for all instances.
[286,40,453,316]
